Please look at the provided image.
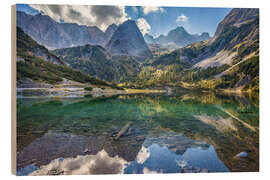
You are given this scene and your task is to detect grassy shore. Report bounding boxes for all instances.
[124,89,166,94]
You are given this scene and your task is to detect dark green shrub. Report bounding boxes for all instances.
[84,87,93,91]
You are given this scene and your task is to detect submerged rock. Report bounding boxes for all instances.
[235,151,248,158]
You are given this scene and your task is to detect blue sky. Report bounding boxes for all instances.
[17,4,231,37]
[126,6,231,37]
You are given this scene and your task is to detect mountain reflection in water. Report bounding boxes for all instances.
[18,131,228,175]
[16,92,259,175]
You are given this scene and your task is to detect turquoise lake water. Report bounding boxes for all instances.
[16,92,259,175]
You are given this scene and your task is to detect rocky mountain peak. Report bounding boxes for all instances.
[105,20,152,59]
[215,8,259,36]
[200,32,210,39]
[147,26,210,47]
[175,26,187,33]
[16,11,114,49]
[105,24,118,42]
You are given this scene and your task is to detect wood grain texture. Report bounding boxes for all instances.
[11,4,17,175]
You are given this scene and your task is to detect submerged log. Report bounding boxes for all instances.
[114,122,132,140]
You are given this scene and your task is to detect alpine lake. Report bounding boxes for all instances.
[16,90,259,175]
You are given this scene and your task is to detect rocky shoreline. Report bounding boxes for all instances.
[17,86,166,98]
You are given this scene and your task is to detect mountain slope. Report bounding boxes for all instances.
[53,44,141,82]
[194,8,259,68]
[144,27,210,48]
[106,20,152,59]
[16,27,64,65]
[16,11,113,49]
[151,8,259,68]
[136,8,259,91]
[16,27,110,87]
[215,8,259,36]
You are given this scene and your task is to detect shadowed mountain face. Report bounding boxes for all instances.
[17,27,64,65]
[52,20,152,81]
[106,20,152,59]
[144,27,210,48]
[16,27,110,87]
[16,11,117,49]
[105,24,118,43]
[53,44,141,82]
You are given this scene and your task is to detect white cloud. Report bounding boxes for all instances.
[136,146,150,164]
[137,18,151,35]
[30,149,129,175]
[143,167,160,174]
[142,6,164,15]
[176,14,188,22]
[29,5,129,31]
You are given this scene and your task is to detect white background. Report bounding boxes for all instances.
[0,0,269,179]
